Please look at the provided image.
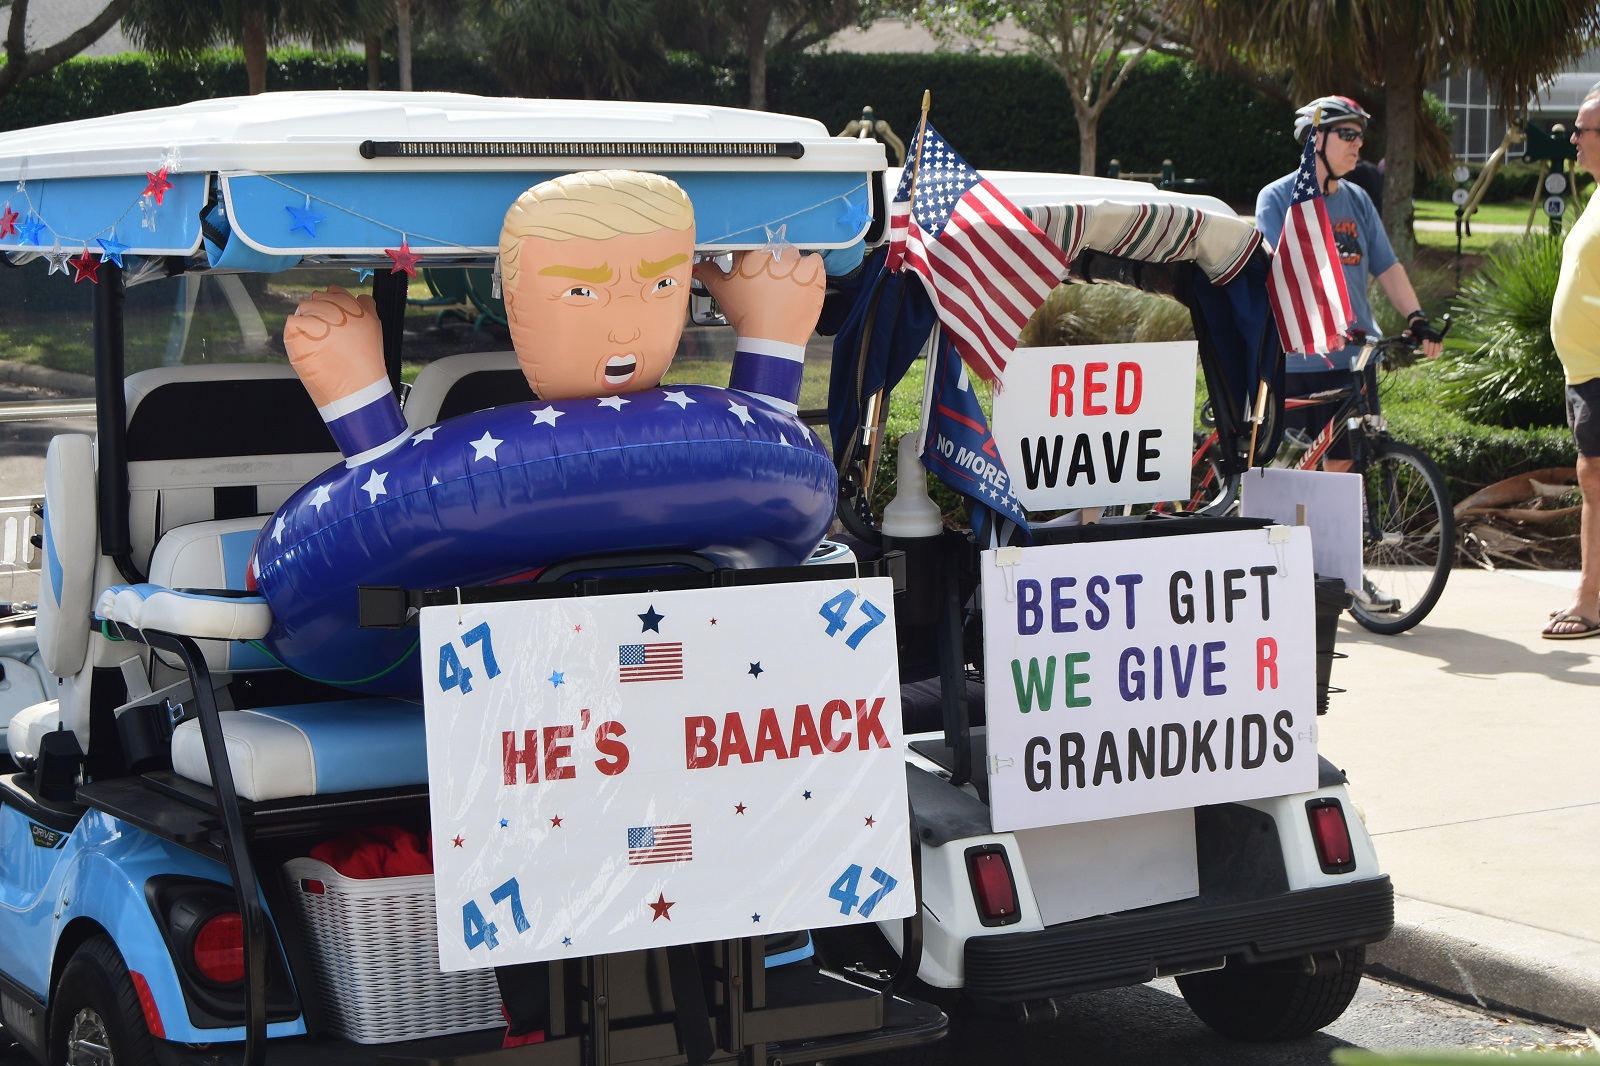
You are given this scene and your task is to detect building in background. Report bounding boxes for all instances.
[1434,54,1600,161]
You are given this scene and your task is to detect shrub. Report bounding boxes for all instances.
[1436,234,1566,429]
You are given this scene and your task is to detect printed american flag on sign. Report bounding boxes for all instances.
[887,122,1069,383]
[627,824,693,865]
[619,641,683,683]
[1266,131,1354,356]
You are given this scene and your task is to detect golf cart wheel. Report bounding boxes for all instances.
[50,935,156,1066]
[1175,946,1364,1041]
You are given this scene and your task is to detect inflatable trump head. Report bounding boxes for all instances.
[499,170,695,401]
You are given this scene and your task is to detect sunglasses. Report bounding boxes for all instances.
[1324,127,1364,143]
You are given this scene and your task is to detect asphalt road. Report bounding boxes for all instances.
[0,385,1589,1064]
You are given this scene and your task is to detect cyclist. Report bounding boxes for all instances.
[1255,96,1444,476]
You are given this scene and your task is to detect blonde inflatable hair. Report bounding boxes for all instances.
[500,170,694,290]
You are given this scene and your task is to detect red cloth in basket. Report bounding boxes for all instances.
[309,826,433,878]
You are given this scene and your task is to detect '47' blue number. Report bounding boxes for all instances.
[829,864,899,918]
[438,622,503,694]
[462,900,499,950]
[818,590,886,650]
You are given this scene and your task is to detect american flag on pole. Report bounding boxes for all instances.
[887,123,1069,383]
[627,824,693,865]
[1266,131,1355,356]
[619,642,683,683]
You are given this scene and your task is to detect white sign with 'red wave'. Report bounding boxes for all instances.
[421,577,912,970]
[992,342,1198,510]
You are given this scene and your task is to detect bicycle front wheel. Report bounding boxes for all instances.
[1352,440,1455,634]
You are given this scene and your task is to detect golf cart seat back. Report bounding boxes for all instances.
[404,350,530,429]
[124,364,341,571]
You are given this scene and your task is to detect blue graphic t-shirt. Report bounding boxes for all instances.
[1255,174,1397,372]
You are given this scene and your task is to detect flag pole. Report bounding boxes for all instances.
[863,90,935,499]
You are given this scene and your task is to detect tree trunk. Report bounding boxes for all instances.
[1381,26,1419,264]
[365,31,382,90]
[745,0,771,111]
[1077,110,1098,176]
[396,0,412,92]
[243,7,268,95]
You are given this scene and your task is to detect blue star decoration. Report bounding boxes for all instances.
[803,790,812,800]
[838,199,872,232]
[638,605,664,632]
[751,913,761,923]
[563,937,572,946]
[499,818,509,828]
[548,670,565,687]
[286,203,327,238]
[350,267,374,281]
[96,236,128,267]
[748,661,763,678]
[18,215,46,246]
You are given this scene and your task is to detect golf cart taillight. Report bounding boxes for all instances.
[192,912,245,985]
[965,845,1021,926]
[1306,798,1356,873]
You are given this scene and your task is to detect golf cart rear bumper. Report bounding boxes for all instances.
[963,875,1393,1003]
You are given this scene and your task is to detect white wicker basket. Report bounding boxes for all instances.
[283,857,504,1044]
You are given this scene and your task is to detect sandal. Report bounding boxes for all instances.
[1542,612,1600,640]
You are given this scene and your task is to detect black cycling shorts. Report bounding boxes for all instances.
[1566,378,1600,458]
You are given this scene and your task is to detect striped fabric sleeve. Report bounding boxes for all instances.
[319,378,410,466]
[727,337,807,414]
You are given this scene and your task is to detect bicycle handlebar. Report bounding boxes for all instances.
[1347,313,1453,372]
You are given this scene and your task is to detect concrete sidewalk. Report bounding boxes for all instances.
[1317,567,1600,1029]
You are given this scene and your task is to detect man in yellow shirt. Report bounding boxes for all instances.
[1547,87,1600,637]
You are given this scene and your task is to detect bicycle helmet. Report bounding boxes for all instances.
[1293,95,1371,143]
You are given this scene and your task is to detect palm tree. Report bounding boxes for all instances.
[121,0,388,94]
[461,0,658,99]
[1176,0,1600,260]
[656,0,866,110]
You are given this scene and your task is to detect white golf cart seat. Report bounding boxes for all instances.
[404,350,529,429]
[45,362,425,802]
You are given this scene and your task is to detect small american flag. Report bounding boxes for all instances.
[887,122,1068,383]
[619,641,683,683]
[627,824,693,865]
[1266,131,1354,356]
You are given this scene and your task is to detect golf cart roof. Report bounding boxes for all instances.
[0,92,884,265]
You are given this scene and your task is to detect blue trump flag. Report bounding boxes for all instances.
[829,247,1030,546]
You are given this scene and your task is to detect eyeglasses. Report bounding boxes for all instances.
[1323,127,1364,143]
[1574,126,1600,137]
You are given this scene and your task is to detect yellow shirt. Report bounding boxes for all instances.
[1552,201,1600,385]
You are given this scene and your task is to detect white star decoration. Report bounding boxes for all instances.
[305,484,332,512]
[531,405,564,426]
[46,250,70,275]
[597,395,629,411]
[471,431,503,461]
[759,223,791,262]
[663,390,694,409]
[411,425,438,444]
[362,470,389,502]
[728,401,754,426]
[272,515,287,543]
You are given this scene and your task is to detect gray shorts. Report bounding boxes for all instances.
[1567,379,1600,458]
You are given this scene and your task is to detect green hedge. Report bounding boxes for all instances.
[1417,159,1595,203]
[0,49,1294,205]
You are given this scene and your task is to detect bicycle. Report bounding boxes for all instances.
[1178,329,1456,635]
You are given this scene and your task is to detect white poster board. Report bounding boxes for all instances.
[1240,467,1363,591]
[421,577,913,970]
[981,527,1319,831]
[992,342,1197,510]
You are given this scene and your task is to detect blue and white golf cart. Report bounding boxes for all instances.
[0,92,949,1066]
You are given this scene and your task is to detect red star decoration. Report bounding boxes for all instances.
[70,250,101,284]
[574,624,582,632]
[0,206,17,238]
[864,816,875,827]
[550,815,563,827]
[452,835,465,848]
[709,618,718,625]
[649,892,675,921]
[385,238,421,277]
[143,167,174,205]
[734,803,746,814]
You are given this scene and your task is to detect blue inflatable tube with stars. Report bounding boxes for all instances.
[248,386,837,697]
